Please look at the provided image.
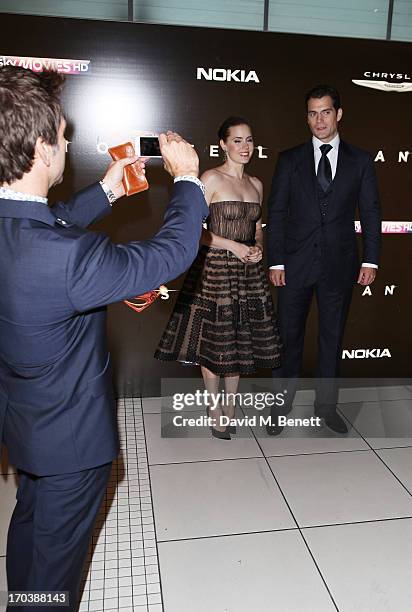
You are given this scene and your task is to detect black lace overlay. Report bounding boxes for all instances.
[154,201,281,375]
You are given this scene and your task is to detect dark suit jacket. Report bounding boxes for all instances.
[267,140,381,288]
[0,181,208,476]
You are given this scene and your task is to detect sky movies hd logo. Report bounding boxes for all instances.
[0,55,90,74]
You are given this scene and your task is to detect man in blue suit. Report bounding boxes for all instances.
[0,66,208,609]
[267,84,381,435]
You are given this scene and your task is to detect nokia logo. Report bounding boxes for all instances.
[352,72,412,93]
[197,68,260,83]
[342,348,392,359]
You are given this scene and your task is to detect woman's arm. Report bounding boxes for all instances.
[201,225,252,262]
[201,228,238,251]
[254,219,264,251]
[248,177,263,262]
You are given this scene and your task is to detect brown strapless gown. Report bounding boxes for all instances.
[154,201,281,375]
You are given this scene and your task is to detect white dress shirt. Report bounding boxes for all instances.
[313,133,340,178]
[270,133,377,270]
[0,186,48,204]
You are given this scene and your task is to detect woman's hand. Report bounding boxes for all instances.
[246,245,263,263]
[230,242,252,263]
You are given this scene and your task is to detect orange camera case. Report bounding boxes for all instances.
[108,142,149,196]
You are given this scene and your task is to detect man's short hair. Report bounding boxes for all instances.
[0,66,65,184]
[305,84,341,112]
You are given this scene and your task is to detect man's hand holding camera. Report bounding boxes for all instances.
[103,145,142,199]
[159,131,199,178]
[103,132,199,200]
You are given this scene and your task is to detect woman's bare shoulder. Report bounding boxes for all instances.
[200,167,224,184]
[248,174,263,189]
[200,167,225,205]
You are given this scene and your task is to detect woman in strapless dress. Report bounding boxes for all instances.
[154,117,281,438]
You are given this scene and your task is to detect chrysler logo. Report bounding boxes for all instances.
[353,72,412,92]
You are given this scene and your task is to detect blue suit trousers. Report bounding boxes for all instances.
[6,463,112,611]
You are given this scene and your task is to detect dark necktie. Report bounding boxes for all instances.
[317,143,333,192]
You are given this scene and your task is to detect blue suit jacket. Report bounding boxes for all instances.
[0,181,208,475]
[267,140,381,288]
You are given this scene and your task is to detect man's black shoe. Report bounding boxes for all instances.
[266,415,284,436]
[318,411,348,434]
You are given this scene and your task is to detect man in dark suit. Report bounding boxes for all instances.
[267,84,381,435]
[0,66,208,609]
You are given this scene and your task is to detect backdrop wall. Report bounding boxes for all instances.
[1,13,411,395]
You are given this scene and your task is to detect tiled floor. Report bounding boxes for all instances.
[1,388,412,611]
[79,398,162,612]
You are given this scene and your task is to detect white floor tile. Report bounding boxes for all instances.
[340,399,412,448]
[118,595,133,607]
[268,450,412,527]
[291,389,315,405]
[158,531,335,612]
[102,597,117,610]
[304,519,412,612]
[89,578,104,591]
[102,577,117,590]
[103,587,118,598]
[245,404,368,456]
[376,446,412,493]
[88,599,103,612]
[144,411,263,465]
[256,385,412,407]
[0,475,17,556]
[338,385,412,404]
[151,458,295,541]
[142,396,176,414]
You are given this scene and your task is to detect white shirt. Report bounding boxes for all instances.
[313,133,339,178]
[0,186,48,204]
[270,133,377,270]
